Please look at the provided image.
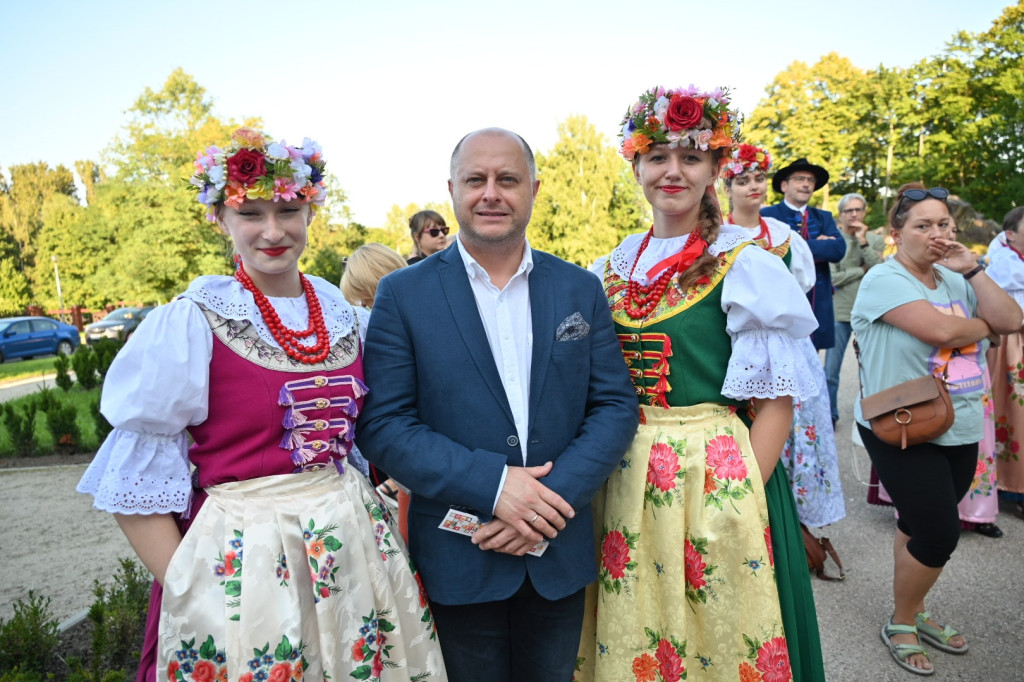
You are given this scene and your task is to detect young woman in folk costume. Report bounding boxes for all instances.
[722,145,847,530]
[77,129,446,682]
[576,87,825,682]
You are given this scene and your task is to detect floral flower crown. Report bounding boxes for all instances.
[619,85,740,161]
[722,144,772,180]
[188,128,327,222]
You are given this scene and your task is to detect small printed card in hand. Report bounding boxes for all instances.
[439,508,548,556]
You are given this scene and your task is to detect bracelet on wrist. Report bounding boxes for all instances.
[964,264,985,280]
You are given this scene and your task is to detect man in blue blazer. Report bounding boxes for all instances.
[357,128,639,682]
[761,158,846,349]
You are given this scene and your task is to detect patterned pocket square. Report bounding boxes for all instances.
[556,312,590,341]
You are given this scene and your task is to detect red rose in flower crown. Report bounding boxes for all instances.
[665,96,705,131]
[226,148,267,186]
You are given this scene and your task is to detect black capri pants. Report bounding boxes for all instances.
[858,423,977,568]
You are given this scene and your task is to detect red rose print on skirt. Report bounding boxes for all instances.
[647,442,681,492]
[602,529,631,579]
[706,434,748,480]
[756,636,792,682]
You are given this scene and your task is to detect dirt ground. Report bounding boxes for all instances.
[0,456,137,623]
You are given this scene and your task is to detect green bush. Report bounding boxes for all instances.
[67,559,150,682]
[2,401,39,458]
[91,398,113,443]
[54,351,74,392]
[47,401,82,449]
[91,339,122,380]
[0,591,60,676]
[71,347,99,391]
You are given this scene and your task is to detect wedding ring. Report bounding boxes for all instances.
[529,513,539,524]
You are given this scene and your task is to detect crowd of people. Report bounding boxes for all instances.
[74,83,1022,681]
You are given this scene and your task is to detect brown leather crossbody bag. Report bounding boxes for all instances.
[855,338,954,450]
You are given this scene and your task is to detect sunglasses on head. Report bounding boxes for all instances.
[423,226,449,237]
[896,187,949,214]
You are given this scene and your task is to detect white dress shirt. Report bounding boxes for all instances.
[456,237,534,511]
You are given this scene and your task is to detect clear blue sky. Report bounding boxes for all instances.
[0,0,1013,227]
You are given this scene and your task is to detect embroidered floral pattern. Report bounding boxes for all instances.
[684,537,715,608]
[214,531,243,618]
[367,499,401,563]
[753,636,791,682]
[303,519,343,602]
[276,554,290,587]
[994,413,1020,463]
[350,608,398,681]
[703,433,754,512]
[599,526,639,594]
[630,629,687,682]
[645,437,686,510]
[237,635,308,682]
[167,635,229,682]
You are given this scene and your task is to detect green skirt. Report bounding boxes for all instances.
[764,460,826,681]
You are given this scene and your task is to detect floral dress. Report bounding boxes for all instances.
[576,226,824,682]
[987,243,1024,500]
[732,217,846,527]
[77,276,446,682]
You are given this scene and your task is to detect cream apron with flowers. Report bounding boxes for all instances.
[159,468,446,681]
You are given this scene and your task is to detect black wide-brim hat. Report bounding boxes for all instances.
[771,158,830,193]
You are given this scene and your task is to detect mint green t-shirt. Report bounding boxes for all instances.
[851,259,984,446]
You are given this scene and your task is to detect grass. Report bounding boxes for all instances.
[0,385,102,457]
[0,356,60,385]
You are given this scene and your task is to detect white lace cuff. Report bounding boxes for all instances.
[722,329,819,400]
[76,428,192,515]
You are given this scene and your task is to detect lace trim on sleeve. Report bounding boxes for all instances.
[76,428,192,515]
[180,275,354,349]
[722,328,820,400]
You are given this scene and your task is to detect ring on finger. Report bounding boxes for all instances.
[529,513,539,524]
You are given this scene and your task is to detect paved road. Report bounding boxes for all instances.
[0,374,58,402]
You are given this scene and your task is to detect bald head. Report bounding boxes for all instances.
[450,127,536,183]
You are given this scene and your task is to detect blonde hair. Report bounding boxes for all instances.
[340,243,407,308]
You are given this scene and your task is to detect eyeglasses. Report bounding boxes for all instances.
[422,226,449,238]
[840,206,865,214]
[895,187,949,215]
[788,174,817,184]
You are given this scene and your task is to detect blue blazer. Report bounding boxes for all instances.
[761,202,846,349]
[357,243,639,605]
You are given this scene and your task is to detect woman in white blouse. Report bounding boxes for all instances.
[77,129,445,682]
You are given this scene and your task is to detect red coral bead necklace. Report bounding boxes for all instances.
[625,228,697,319]
[235,264,331,364]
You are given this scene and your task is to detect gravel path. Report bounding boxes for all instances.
[0,463,135,623]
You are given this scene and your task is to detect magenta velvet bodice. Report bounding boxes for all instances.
[186,308,366,493]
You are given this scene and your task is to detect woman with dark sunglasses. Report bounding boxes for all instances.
[407,210,450,264]
[851,183,1020,675]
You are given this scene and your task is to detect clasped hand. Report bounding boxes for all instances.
[471,462,575,556]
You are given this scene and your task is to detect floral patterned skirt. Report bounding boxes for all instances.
[158,468,446,681]
[991,334,1024,494]
[780,338,845,528]
[576,403,792,682]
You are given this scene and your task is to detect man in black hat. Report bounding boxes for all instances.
[761,158,846,350]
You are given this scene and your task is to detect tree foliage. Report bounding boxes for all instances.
[746,3,1024,224]
[530,115,647,265]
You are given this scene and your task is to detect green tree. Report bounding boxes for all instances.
[746,54,868,209]
[0,257,30,313]
[0,162,77,273]
[530,115,646,265]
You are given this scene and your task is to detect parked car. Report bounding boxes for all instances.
[0,316,81,363]
[84,306,155,345]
